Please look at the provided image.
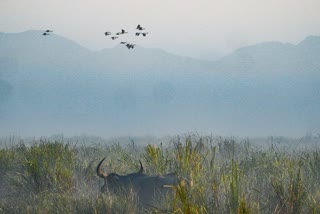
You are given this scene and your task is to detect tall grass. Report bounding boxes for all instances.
[22,140,75,193]
[0,135,320,213]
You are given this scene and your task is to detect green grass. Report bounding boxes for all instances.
[0,134,320,213]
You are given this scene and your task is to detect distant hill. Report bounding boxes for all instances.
[0,30,91,66]
[214,36,320,75]
[0,30,319,137]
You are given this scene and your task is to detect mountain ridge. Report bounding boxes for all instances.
[0,31,319,137]
[1,30,320,71]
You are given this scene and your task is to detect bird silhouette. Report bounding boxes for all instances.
[135,32,141,36]
[126,43,135,49]
[42,32,50,36]
[116,29,128,35]
[121,29,128,34]
[111,36,118,40]
[45,30,53,33]
[136,24,145,31]
[105,32,111,36]
[142,32,149,37]
[120,42,127,44]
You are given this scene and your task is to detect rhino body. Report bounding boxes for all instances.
[96,157,190,206]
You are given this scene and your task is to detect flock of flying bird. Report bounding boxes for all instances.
[42,29,53,36]
[104,24,148,49]
[42,24,148,50]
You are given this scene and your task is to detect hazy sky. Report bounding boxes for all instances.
[1,0,320,59]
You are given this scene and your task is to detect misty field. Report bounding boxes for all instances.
[1,134,320,213]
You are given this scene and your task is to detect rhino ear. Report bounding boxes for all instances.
[138,160,144,174]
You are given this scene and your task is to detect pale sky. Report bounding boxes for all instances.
[1,0,320,59]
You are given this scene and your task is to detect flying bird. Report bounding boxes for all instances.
[121,29,128,34]
[45,30,53,33]
[115,29,128,35]
[126,43,135,49]
[111,36,118,40]
[42,32,50,36]
[120,42,127,44]
[136,24,145,31]
[135,32,141,36]
[105,32,111,36]
[142,32,149,37]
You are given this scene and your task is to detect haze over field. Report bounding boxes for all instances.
[0,31,319,137]
[0,1,320,137]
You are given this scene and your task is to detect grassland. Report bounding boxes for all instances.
[0,134,320,213]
